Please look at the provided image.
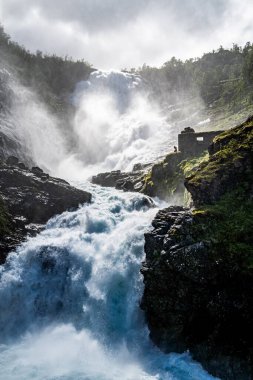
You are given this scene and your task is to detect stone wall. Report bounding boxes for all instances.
[178,128,224,157]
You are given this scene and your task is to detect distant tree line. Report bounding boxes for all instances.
[1,23,253,111]
[0,24,93,100]
[135,43,253,109]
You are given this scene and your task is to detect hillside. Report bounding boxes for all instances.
[141,118,253,379]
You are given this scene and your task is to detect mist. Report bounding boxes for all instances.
[1,59,210,182]
[0,67,68,172]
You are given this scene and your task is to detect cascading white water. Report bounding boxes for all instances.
[1,67,218,379]
[0,183,217,380]
[1,67,206,181]
[58,70,177,180]
[0,68,68,172]
[1,68,178,180]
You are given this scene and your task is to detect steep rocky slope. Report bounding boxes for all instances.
[141,117,253,379]
[0,157,91,263]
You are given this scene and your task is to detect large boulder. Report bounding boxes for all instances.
[0,159,91,262]
[92,168,147,192]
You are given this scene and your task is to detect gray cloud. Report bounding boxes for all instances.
[0,0,252,69]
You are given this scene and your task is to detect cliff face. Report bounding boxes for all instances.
[141,117,253,379]
[0,157,91,263]
[186,116,253,205]
[92,153,187,202]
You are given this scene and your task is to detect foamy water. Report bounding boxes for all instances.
[0,183,218,380]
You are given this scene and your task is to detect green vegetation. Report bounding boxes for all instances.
[137,44,253,109]
[187,117,253,190]
[184,118,253,267]
[192,190,253,268]
[142,151,210,203]
[141,152,183,199]
[0,24,93,102]
[180,151,209,177]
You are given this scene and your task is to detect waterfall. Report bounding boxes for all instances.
[1,67,204,181]
[0,68,68,172]
[0,183,217,380]
[60,70,176,179]
[1,65,218,379]
[1,68,174,179]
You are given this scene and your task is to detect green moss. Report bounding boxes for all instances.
[192,209,207,216]
[142,151,213,203]
[187,118,253,190]
[192,190,253,267]
[180,151,209,177]
[213,117,253,145]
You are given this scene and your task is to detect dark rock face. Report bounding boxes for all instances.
[0,158,91,263]
[92,153,186,202]
[92,169,146,192]
[141,152,185,200]
[141,207,253,379]
[141,118,253,379]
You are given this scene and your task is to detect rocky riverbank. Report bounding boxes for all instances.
[0,157,91,263]
[141,116,253,379]
[92,149,209,204]
[92,153,188,202]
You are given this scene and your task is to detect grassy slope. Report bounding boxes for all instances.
[186,118,253,266]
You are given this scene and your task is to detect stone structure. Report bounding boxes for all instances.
[178,127,224,157]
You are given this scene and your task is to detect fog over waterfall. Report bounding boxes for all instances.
[2,68,182,180]
[1,1,253,378]
[0,63,219,380]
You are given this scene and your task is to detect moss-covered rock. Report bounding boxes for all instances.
[141,117,253,379]
[185,115,253,205]
[141,152,184,201]
[141,151,209,204]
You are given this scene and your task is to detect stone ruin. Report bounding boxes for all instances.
[178,127,224,157]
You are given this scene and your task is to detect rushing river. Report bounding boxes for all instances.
[0,183,217,380]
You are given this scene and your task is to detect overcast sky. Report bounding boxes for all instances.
[0,0,253,69]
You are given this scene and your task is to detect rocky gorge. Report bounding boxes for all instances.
[141,117,253,379]
[92,116,253,379]
[1,113,251,379]
[1,26,253,378]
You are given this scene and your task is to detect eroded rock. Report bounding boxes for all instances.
[0,159,91,262]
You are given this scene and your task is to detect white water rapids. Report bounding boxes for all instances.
[0,183,217,380]
[0,69,217,379]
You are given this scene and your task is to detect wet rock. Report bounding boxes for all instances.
[0,160,91,263]
[141,206,253,379]
[6,155,19,166]
[31,166,44,175]
[141,118,253,379]
[17,162,28,170]
[92,169,146,192]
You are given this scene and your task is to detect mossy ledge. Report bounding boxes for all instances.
[186,115,253,206]
[141,117,253,379]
